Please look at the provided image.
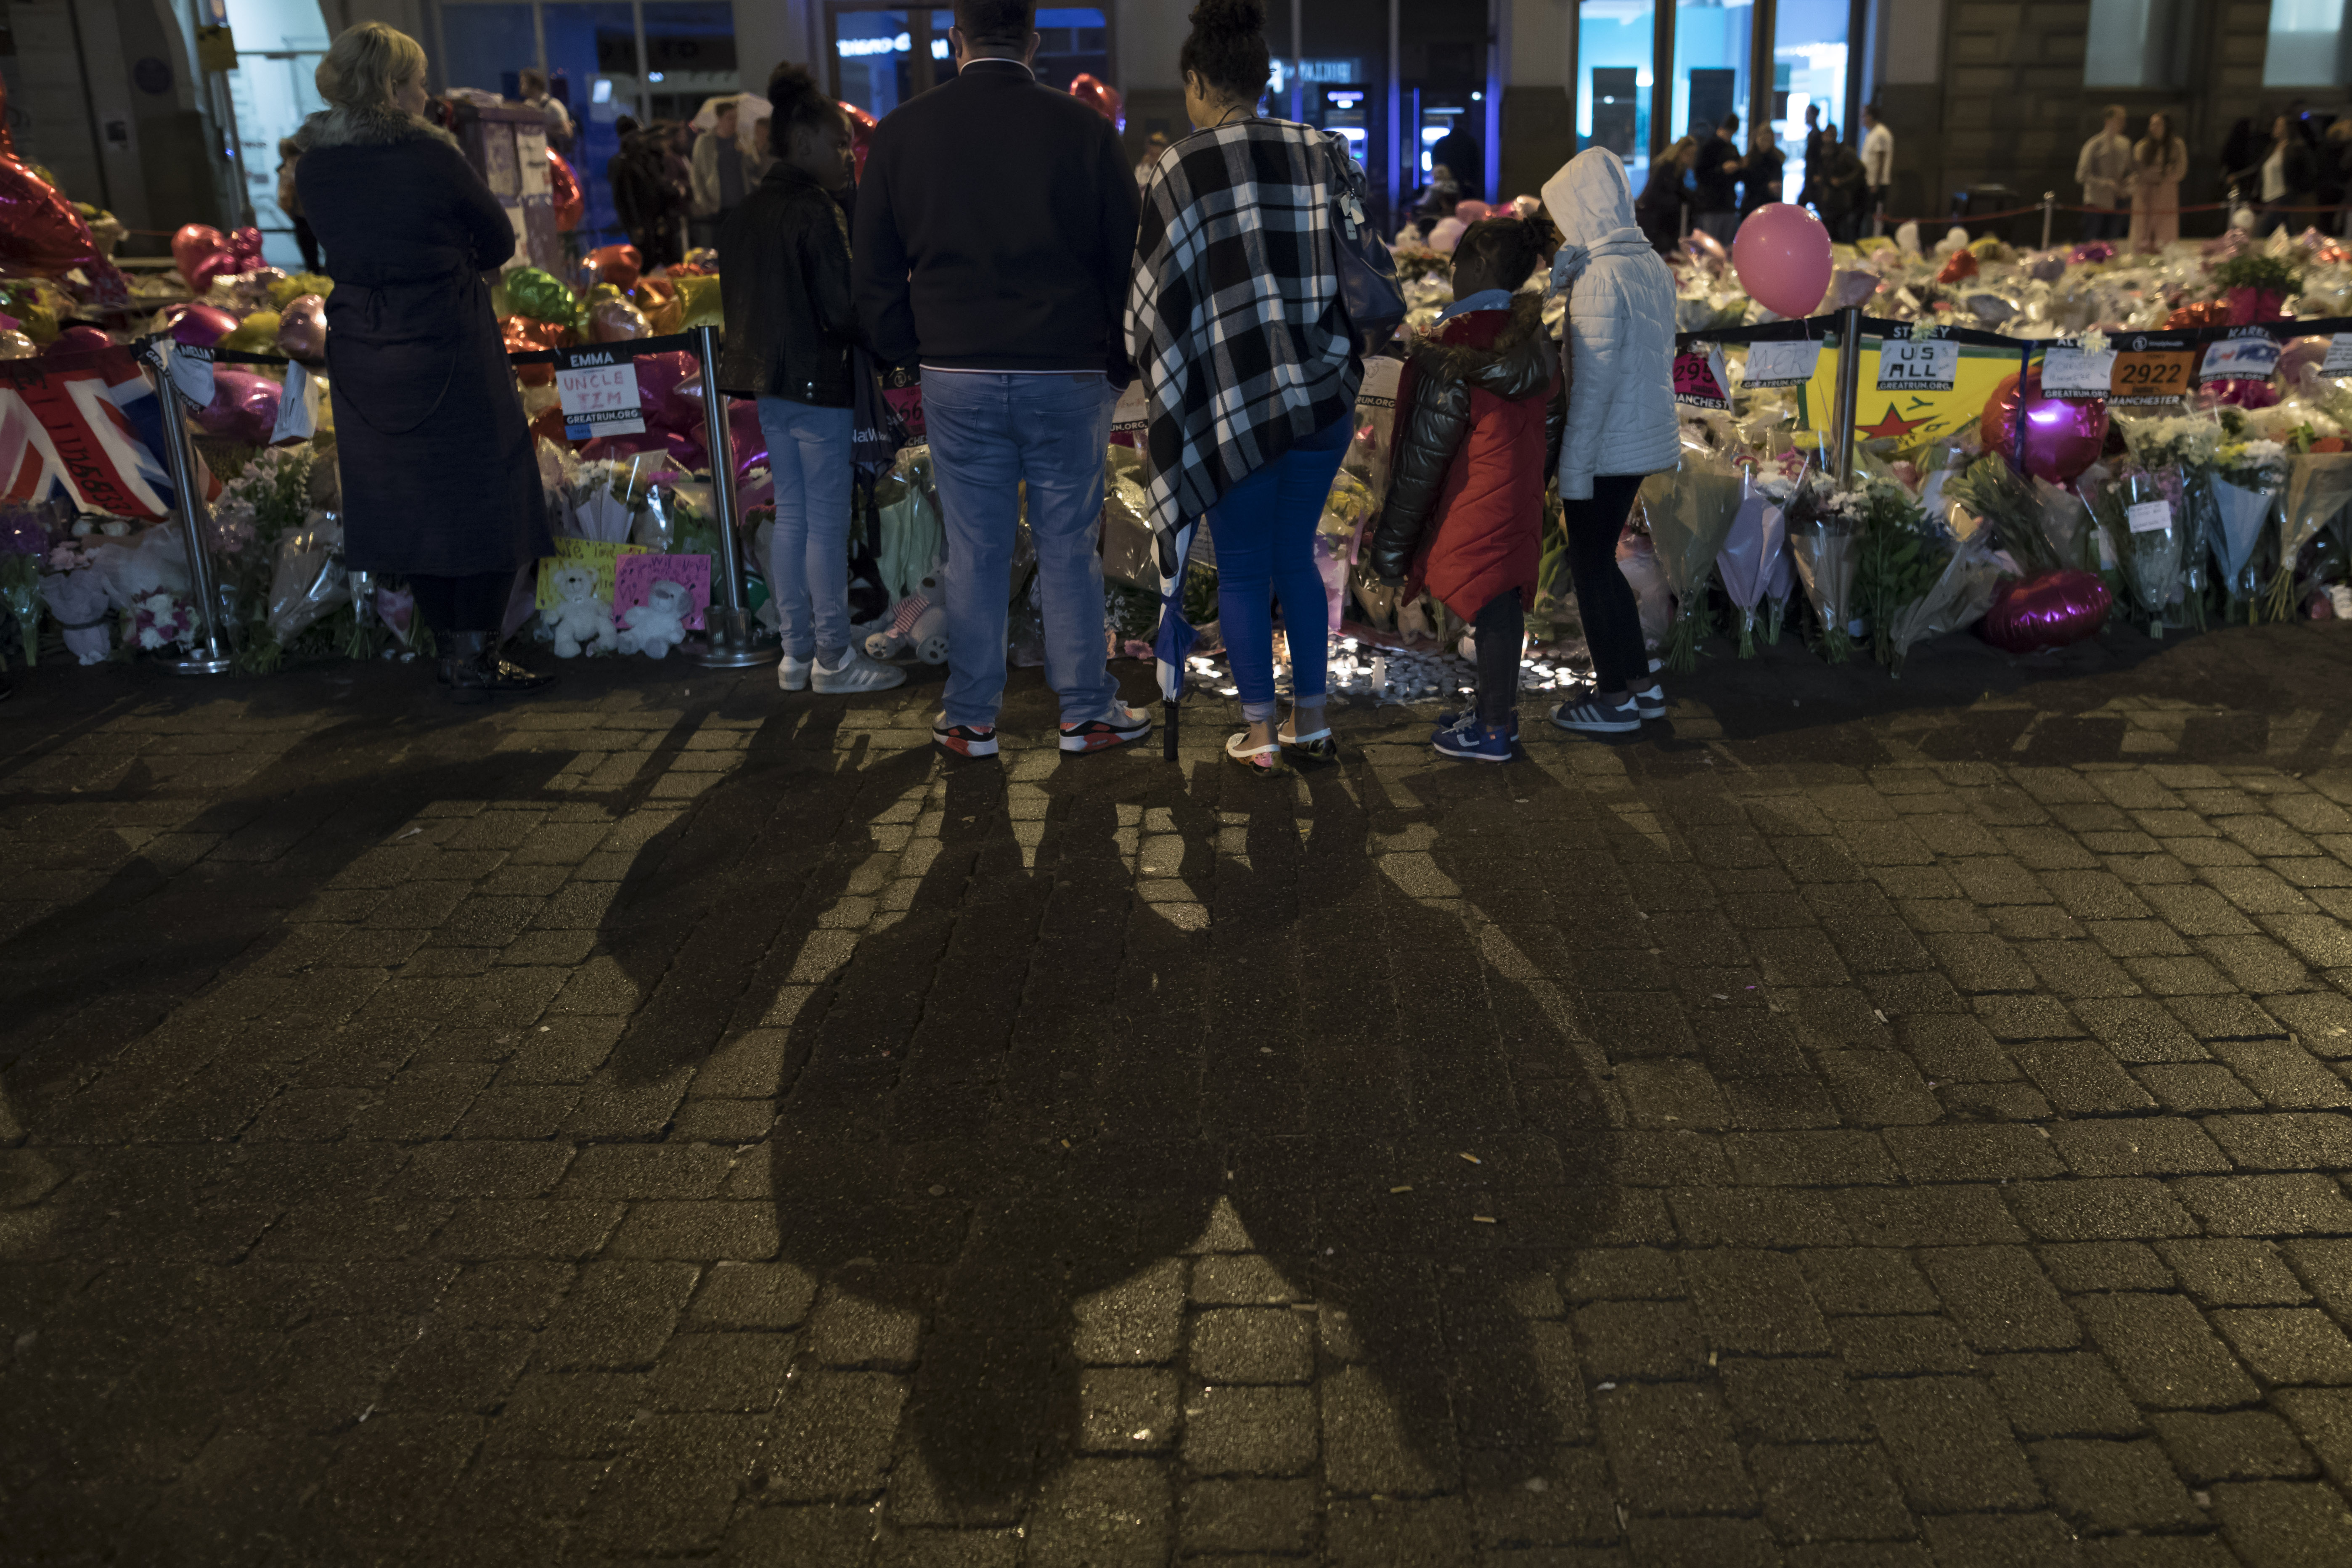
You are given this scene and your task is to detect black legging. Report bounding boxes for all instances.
[1561,474,1649,695]
[408,571,514,638]
[1473,592,1523,728]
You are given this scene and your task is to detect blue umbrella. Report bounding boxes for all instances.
[1153,518,1200,763]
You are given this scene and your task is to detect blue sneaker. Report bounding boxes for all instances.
[1431,713,1515,762]
[1550,694,1641,734]
[1437,706,1519,744]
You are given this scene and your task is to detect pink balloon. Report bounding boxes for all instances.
[227,225,264,269]
[170,305,240,348]
[188,251,244,295]
[1732,203,1834,320]
[1454,200,1491,223]
[192,368,281,445]
[171,223,225,284]
[1981,570,2110,653]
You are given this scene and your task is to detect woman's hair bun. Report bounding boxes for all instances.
[1189,0,1267,35]
[1180,0,1271,101]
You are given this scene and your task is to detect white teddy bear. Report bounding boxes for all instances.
[545,563,616,657]
[617,577,694,659]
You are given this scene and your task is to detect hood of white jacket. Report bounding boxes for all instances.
[1540,148,1652,290]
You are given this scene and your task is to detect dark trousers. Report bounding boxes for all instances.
[1561,474,1649,694]
[2079,207,2126,242]
[1473,592,1523,727]
[409,571,514,637]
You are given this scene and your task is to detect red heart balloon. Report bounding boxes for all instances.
[227,225,264,269]
[170,223,225,283]
[1981,570,2111,653]
[45,325,111,358]
[193,368,281,445]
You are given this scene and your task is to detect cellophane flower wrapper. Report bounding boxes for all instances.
[871,444,946,604]
[265,511,347,643]
[1716,493,1784,657]
[0,550,37,666]
[1886,531,2011,669]
[1640,440,1748,672]
[1785,484,1862,664]
[2267,451,2352,620]
[2086,466,2185,629]
[1947,455,2069,578]
[2206,437,2290,610]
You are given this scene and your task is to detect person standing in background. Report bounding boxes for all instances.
[1430,121,1484,205]
[1690,114,1743,243]
[690,100,760,252]
[1634,137,1695,254]
[1135,129,1169,185]
[854,0,1147,760]
[2230,113,2314,237]
[1859,103,1893,236]
[1819,129,1868,242]
[1738,125,1784,219]
[517,68,572,155]
[719,66,904,698]
[298,22,553,702]
[275,138,319,270]
[2131,111,2190,250]
[2220,117,2260,200]
[610,117,686,266]
[2074,105,2134,241]
[1796,102,1827,217]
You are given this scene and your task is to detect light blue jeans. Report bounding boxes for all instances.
[919,369,1118,727]
[757,396,854,662]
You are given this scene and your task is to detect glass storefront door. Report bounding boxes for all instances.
[1772,0,1850,218]
[1579,0,1656,186]
[826,5,1109,119]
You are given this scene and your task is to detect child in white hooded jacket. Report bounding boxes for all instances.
[1538,148,1681,735]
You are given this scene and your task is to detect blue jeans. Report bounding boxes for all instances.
[1205,413,1352,723]
[757,396,854,662]
[920,370,1117,727]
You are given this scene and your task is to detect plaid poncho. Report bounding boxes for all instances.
[1125,118,1364,558]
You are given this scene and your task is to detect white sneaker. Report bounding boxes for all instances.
[1632,682,1666,718]
[812,646,909,694]
[778,655,813,692]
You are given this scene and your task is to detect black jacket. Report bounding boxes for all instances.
[852,59,1139,380]
[716,162,860,405]
[295,106,548,577]
[609,133,683,239]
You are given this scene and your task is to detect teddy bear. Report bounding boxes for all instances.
[861,568,949,665]
[617,577,694,659]
[544,563,616,657]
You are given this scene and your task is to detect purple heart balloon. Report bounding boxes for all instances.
[1981,570,2111,653]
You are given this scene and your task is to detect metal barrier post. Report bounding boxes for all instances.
[142,341,233,675]
[2041,191,2055,250]
[690,323,777,670]
[1832,305,1862,485]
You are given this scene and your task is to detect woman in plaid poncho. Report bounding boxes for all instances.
[1126,0,1363,774]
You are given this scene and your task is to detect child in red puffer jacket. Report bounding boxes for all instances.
[1367,217,1565,761]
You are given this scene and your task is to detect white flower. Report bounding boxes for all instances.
[138,626,162,649]
[143,591,173,614]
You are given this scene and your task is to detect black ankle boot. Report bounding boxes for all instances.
[439,631,493,704]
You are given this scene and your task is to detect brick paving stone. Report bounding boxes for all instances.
[22,654,2352,1560]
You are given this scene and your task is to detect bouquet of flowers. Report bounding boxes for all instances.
[2084,462,2187,633]
[1848,473,1954,666]
[2266,451,2352,621]
[129,590,194,652]
[1784,472,1867,664]
[2208,437,2290,614]
[1640,436,1749,671]
[1884,531,2011,669]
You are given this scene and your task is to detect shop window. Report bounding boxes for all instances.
[1579,0,1655,183]
[2262,0,2350,88]
[2084,0,2194,88]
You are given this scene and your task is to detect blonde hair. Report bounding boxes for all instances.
[316,22,426,114]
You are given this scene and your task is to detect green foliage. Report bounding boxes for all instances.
[2208,253,2301,299]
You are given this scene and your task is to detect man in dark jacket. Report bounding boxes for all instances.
[1691,113,1743,242]
[609,119,685,266]
[853,0,1146,759]
[720,65,905,697]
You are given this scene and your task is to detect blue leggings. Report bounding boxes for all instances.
[1205,413,1352,723]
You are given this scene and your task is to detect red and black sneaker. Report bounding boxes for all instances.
[931,716,999,758]
[1058,701,1152,754]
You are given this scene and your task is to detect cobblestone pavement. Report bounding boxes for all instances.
[11,625,2352,1566]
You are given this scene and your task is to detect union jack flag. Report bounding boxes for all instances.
[0,346,212,520]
